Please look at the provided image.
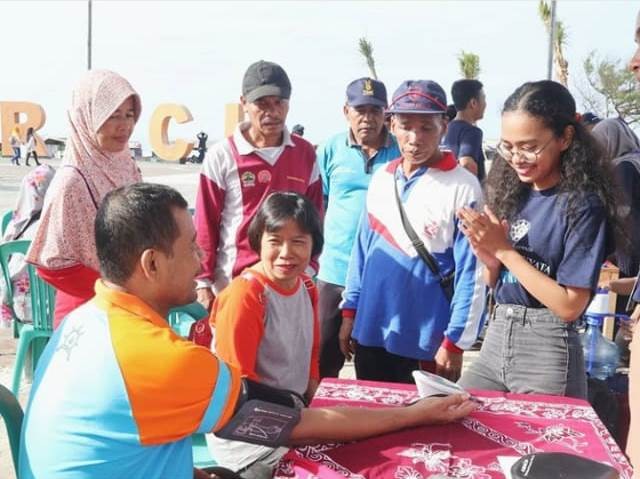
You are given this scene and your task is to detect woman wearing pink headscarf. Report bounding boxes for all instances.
[27,70,142,328]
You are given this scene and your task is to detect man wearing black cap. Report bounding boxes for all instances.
[315,77,400,378]
[194,61,323,309]
[339,80,485,384]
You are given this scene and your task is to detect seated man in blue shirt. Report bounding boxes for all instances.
[20,182,476,479]
[316,77,400,378]
[443,79,487,181]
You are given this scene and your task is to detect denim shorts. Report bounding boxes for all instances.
[459,304,587,399]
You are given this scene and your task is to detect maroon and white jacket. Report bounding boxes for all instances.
[194,123,323,294]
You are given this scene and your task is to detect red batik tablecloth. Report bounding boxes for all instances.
[274,378,633,479]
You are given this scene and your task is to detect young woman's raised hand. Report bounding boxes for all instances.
[457,206,511,264]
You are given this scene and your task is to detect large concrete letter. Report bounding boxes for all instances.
[149,103,194,162]
[1,102,47,157]
[224,103,244,137]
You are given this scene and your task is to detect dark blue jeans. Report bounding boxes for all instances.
[459,304,587,399]
[11,147,20,164]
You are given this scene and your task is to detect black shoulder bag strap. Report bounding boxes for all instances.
[393,170,455,301]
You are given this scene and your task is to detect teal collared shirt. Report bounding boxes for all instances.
[317,128,400,286]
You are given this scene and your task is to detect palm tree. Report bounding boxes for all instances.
[457,51,481,79]
[539,0,569,86]
[358,37,378,80]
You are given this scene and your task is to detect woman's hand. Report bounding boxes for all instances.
[457,206,512,260]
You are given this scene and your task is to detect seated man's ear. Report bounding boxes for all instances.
[139,249,160,280]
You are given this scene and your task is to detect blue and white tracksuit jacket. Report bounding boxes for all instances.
[341,154,486,361]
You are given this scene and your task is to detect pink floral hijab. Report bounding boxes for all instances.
[27,70,142,270]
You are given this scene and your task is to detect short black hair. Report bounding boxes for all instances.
[95,183,188,284]
[451,79,484,110]
[247,192,323,258]
[446,104,457,122]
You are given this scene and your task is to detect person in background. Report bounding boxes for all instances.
[20,182,476,479]
[581,112,602,132]
[194,60,323,311]
[9,126,22,166]
[26,69,142,328]
[291,124,305,137]
[458,80,622,399]
[591,117,640,296]
[625,9,640,474]
[1,165,56,326]
[340,80,485,384]
[316,77,399,378]
[443,79,487,180]
[24,127,41,166]
[446,104,457,124]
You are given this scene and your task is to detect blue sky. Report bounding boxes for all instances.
[0,0,637,153]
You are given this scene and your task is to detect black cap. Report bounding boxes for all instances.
[242,60,292,103]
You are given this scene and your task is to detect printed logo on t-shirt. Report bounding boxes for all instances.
[257,170,272,184]
[423,220,440,239]
[509,219,530,244]
[241,171,256,188]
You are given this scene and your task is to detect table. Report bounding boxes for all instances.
[274,378,633,479]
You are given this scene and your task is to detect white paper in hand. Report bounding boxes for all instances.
[412,370,467,398]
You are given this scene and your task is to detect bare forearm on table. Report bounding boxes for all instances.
[496,249,589,321]
[289,406,415,445]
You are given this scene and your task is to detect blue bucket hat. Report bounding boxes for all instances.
[387,80,447,115]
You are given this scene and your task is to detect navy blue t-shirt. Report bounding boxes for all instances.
[495,187,608,307]
[443,119,486,181]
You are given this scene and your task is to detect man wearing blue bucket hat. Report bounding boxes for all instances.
[339,80,486,383]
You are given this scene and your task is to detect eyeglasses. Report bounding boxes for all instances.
[496,136,555,164]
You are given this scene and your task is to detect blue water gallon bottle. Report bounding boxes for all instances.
[580,314,620,380]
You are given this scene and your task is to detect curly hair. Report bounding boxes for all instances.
[485,80,626,250]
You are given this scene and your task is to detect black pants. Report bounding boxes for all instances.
[317,280,345,378]
[354,343,419,384]
[25,151,40,166]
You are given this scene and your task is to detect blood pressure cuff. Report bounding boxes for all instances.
[511,453,619,479]
[216,379,306,447]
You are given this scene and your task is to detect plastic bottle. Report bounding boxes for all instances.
[580,314,620,380]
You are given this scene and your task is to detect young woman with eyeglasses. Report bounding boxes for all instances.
[456,80,625,398]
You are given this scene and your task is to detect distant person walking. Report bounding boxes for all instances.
[27,69,142,328]
[24,127,41,166]
[9,126,21,166]
[443,79,487,180]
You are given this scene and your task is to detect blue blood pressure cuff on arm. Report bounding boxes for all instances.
[215,379,306,447]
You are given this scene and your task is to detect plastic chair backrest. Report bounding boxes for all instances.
[167,301,208,336]
[0,383,24,477]
[27,263,55,332]
[0,239,31,321]
[1,210,12,236]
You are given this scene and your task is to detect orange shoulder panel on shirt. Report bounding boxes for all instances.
[211,273,266,381]
[108,303,240,445]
